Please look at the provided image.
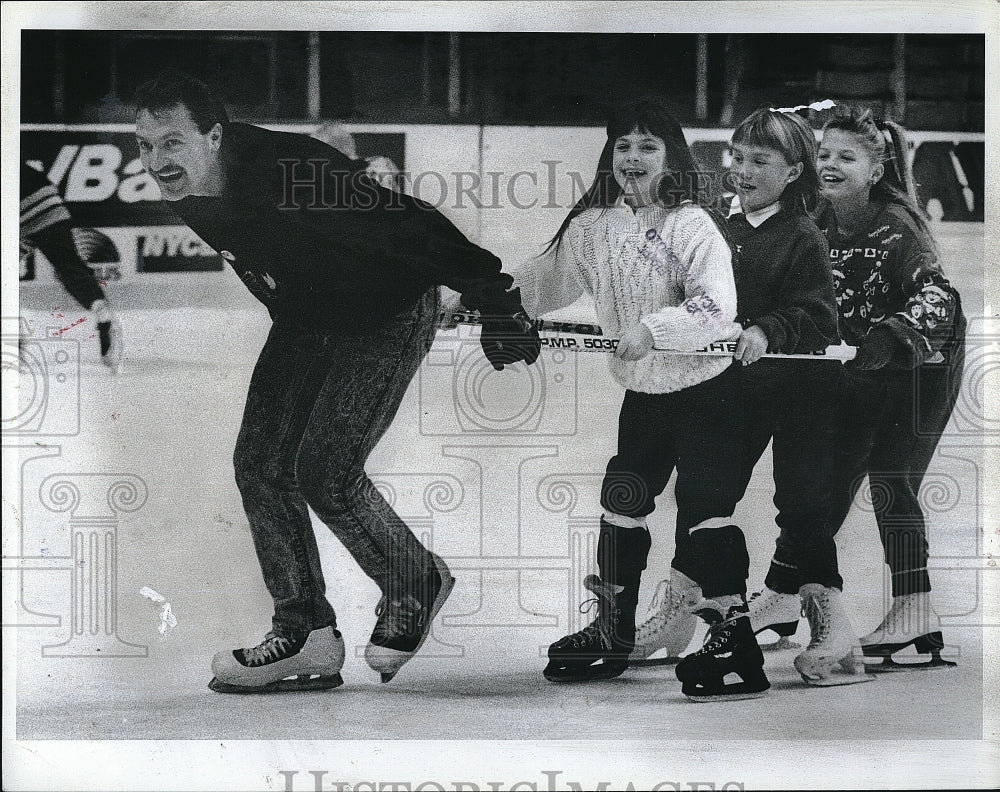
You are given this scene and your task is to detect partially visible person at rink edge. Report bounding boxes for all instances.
[19,162,124,372]
[133,68,540,694]
[312,120,405,192]
[813,105,966,673]
[514,97,771,701]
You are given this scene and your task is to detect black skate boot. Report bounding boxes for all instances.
[543,574,639,682]
[543,518,650,682]
[365,552,455,683]
[675,602,770,702]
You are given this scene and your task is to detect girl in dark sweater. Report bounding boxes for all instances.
[816,107,965,672]
[728,108,873,686]
[634,107,873,685]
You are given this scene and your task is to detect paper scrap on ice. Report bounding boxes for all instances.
[139,586,165,603]
[158,602,178,636]
[140,586,177,635]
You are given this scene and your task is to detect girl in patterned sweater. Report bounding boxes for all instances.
[816,107,966,671]
[517,99,770,700]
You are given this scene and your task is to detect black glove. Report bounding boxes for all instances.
[98,321,113,356]
[480,308,541,371]
[847,327,897,371]
[93,299,123,373]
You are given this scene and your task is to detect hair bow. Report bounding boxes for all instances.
[769,99,837,114]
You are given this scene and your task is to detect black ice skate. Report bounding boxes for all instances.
[544,574,639,682]
[675,602,770,702]
[365,552,455,683]
[208,625,345,694]
[861,593,956,672]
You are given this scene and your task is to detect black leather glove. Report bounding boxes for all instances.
[93,299,123,373]
[480,308,541,371]
[847,326,897,371]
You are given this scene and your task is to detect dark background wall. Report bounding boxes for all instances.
[21,31,985,130]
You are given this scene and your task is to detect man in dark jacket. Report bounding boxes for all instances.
[134,69,539,693]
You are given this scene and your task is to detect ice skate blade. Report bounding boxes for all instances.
[208,673,344,694]
[684,690,769,703]
[543,660,628,683]
[759,636,801,652]
[628,655,683,667]
[864,655,957,673]
[798,670,873,686]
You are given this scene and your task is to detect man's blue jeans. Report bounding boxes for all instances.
[233,289,439,636]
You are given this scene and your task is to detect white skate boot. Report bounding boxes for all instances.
[747,588,802,650]
[861,593,956,671]
[208,625,345,693]
[630,572,700,666]
[793,584,872,686]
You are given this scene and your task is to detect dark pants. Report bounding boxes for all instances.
[828,335,965,597]
[735,360,844,594]
[232,289,439,637]
[600,365,749,598]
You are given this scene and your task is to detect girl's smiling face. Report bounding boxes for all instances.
[730,142,804,213]
[817,128,884,205]
[613,127,669,209]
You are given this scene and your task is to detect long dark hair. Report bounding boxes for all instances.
[545,98,727,252]
[731,107,820,214]
[821,105,933,244]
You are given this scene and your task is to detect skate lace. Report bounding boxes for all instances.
[565,598,609,648]
[376,595,424,639]
[695,613,738,654]
[802,592,831,647]
[636,581,681,639]
[243,632,293,666]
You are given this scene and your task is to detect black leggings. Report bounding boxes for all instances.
[599,365,750,598]
[827,337,965,596]
[735,360,844,594]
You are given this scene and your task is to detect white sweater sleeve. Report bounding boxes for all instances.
[639,215,741,350]
[511,223,587,318]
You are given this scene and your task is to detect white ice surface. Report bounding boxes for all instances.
[6,226,994,769]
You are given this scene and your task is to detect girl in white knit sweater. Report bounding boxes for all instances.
[524,99,769,700]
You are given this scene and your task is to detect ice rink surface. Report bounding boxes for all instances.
[9,223,991,745]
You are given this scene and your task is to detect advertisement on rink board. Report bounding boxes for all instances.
[19,124,984,292]
[18,128,408,283]
[20,130,221,280]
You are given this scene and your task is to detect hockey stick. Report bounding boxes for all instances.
[437,310,858,362]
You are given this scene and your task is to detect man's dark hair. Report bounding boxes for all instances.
[133,68,229,133]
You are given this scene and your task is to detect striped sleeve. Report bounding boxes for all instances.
[20,163,72,239]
